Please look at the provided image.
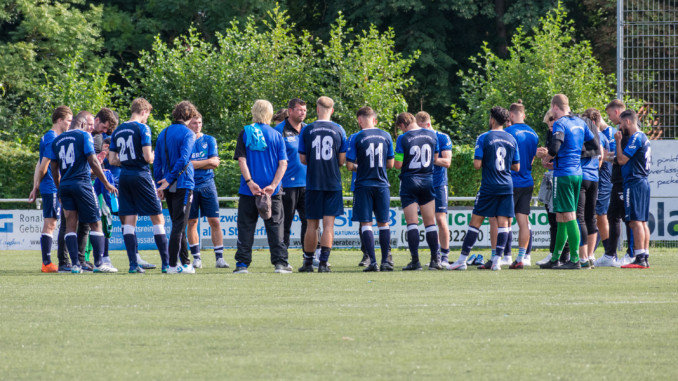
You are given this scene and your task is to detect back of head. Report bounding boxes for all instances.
[251,99,273,125]
[172,100,199,122]
[70,111,93,130]
[272,108,288,126]
[317,96,334,111]
[130,98,153,116]
[620,109,638,125]
[605,99,626,112]
[543,110,554,124]
[52,105,73,125]
[356,106,377,119]
[395,112,415,128]
[96,107,118,126]
[490,106,510,126]
[582,108,602,125]
[550,94,570,111]
[509,99,525,114]
[415,111,431,125]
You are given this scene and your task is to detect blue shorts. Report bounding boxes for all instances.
[400,176,435,208]
[58,181,100,223]
[624,180,650,222]
[434,185,449,214]
[472,191,514,218]
[41,193,60,219]
[118,172,163,217]
[189,182,220,219]
[596,181,612,215]
[305,190,344,220]
[352,187,390,223]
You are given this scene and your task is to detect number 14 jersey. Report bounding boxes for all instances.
[346,128,394,188]
[109,121,153,175]
[474,130,520,195]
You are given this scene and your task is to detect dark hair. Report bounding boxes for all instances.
[356,106,376,119]
[620,109,637,123]
[103,137,111,145]
[395,112,415,127]
[490,106,510,126]
[51,106,73,124]
[172,100,199,122]
[287,98,306,109]
[272,108,288,125]
[70,111,93,130]
[95,107,118,126]
[509,99,525,113]
[582,108,602,124]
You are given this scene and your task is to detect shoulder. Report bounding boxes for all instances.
[274,121,285,133]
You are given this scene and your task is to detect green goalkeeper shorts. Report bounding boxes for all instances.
[552,175,582,213]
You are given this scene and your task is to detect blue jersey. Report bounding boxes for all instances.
[552,116,595,177]
[39,130,58,194]
[154,123,196,190]
[598,131,611,186]
[622,131,651,186]
[47,129,95,185]
[298,120,347,191]
[347,132,359,192]
[474,130,520,195]
[234,123,287,196]
[432,130,452,187]
[395,128,438,179]
[103,157,120,184]
[109,121,152,175]
[191,134,218,188]
[346,128,394,189]
[275,120,307,188]
[505,123,538,187]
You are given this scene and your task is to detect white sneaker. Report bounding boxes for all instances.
[595,255,621,268]
[501,256,512,266]
[492,262,501,271]
[621,254,633,266]
[313,248,321,268]
[167,266,179,274]
[536,253,553,265]
[193,257,202,269]
[94,263,118,273]
[180,264,196,274]
[446,259,467,271]
[523,255,531,267]
[215,258,230,268]
[274,264,292,273]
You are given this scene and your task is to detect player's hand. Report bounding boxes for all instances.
[157,189,164,200]
[536,147,548,158]
[247,181,262,196]
[262,185,275,196]
[28,187,38,203]
[605,151,615,162]
[105,182,118,196]
[614,130,622,141]
[157,178,170,192]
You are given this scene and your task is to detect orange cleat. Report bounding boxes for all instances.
[41,263,59,273]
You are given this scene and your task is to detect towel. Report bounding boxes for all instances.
[244,123,268,151]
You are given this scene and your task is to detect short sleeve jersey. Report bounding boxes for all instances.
[298,120,347,191]
[47,129,94,184]
[505,123,539,187]
[432,130,452,187]
[109,121,152,175]
[191,134,218,188]
[621,131,651,186]
[233,124,288,196]
[598,131,611,185]
[552,116,595,177]
[395,128,439,179]
[474,130,520,195]
[346,128,394,189]
[39,130,58,194]
[275,120,307,188]
[346,132,359,192]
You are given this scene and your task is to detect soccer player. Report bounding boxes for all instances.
[616,110,651,268]
[28,106,72,272]
[275,99,308,252]
[394,112,440,271]
[297,96,347,273]
[155,101,198,274]
[186,113,228,269]
[415,111,453,267]
[47,111,117,273]
[504,100,539,268]
[346,106,395,272]
[536,94,597,270]
[576,112,602,268]
[92,108,118,155]
[109,98,171,273]
[447,106,519,271]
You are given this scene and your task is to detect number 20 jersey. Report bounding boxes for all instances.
[109,121,153,175]
[474,130,519,195]
[298,120,348,191]
[395,128,439,180]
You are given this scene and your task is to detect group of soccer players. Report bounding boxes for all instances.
[30,92,652,273]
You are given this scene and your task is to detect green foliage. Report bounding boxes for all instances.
[447,145,482,197]
[0,140,38,198]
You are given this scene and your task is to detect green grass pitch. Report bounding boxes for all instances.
[0,248,676,380]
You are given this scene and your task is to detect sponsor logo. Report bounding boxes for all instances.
[0,214,13,233]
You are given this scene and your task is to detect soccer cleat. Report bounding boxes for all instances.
[274,263,292,274]
[536,253,553,266]
[539,260,561,269]
[594,255,621,268]
[137,256,156,270]
[179,264,196,274]
[215,258,230,268]
[233,266,249,274]
[42,263,59,273]
[386,253,394,267]
[428,258,443,270]
[588,259,595,269]
[71,265,83,274]
[58,264,72,273]
[81,261,94,272]
[446,259,467,271]
[581,260,591,269]
[379,262,394,272]
[553,260,581,270]
[128,265,146,274]
[166,266,179,274]
[477,260,493,270]
[94,263,118,273]
[363,262,379,272]
[161,265,169,273]
[508,261,523,270]
[440,256,450,268]
[298,262,314,273]
[501,256,512,266]
[402,261,423,271]
[318,262,331,273]
[358,253,370,267]
[492,262,501,271]
[465,254,477,265]
[102,256,112,265]
[192,257,202,269]
[472,255,485,266]
[621,256,649,269]
[620,254,633,266]
[523,255,531,267]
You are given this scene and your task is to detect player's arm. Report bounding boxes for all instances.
[511,162,520,171]
[473,159,482,170]
[238,157,262,195]
[142,146,154,164]
[87,155,117,194]
[394,138,404,170]
[386,158,394,169]
[29,158,51,202]
[346,161,357,172]
[50,161,60,189]
[263,160,287,196]
[435,150,451,168]
[615,131,632,165]
[299,153,307,165]
[338,152,346,166]
[107,150,121,166]
[192,156,220,169]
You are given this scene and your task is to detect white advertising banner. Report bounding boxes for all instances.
[648,140,678,197]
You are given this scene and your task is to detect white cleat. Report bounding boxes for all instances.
[522,255,532,267]
[180,264,196,274]
[501,256,512,266]
[446,259,467,271]
[215,258,230,268]
[492,262,501,271]
[313,248,321,268]
[94,263,118,273]
[620,254,633,266]
[166,266,180,274]
[192,257,203,269]
[595,255,621,268]
[536,253,553,266]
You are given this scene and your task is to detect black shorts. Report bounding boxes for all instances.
[513,186,533,215]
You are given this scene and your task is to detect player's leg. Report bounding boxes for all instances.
[148,214,169,271]
[576,181,589,263]
[402,202,423,270]
[300,218,320,272]
[76,222,92,271]
[187,187,202,267]
[233,194,257,273]
[316,191,343,272]
[63,209,82,273]
[352,187,373,268]
[448,190,489,270]
[39,193,59,272]
[120,214,140,270]
[264,194,291,273]
[492,215,511,271]
[435,185,450,265]
[420,200,441,270]
[178,191,194,271]
[374,187,392,271]
[514,186,532,266]
[56,217,71,271]
[622,182,650,269]
[207,217,226,268]
[584,182,599,267]
[604,184,624,264]
[76,185,115,273]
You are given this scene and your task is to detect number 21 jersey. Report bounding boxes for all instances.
[395,128,438,179]
[474,130,519,195]
[298,120,348,191]
[109,121,152,175]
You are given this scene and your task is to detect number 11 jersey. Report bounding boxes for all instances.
[109,121,153,175]
[298,120,348,191]
[346,128,394,188]
[474,130,519,195]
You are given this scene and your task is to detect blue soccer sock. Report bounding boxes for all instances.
[425,225,439,260]
[89,231,105,267]
[495,227,509,259]
[319,246,331,263]
[214,246,224,260]
[460,226,480,261]
[407,224,419,262]
[378,226,390,264]
[190,244,200,259]
[103,237,109,258]
[65,232,80,267]
[440,248,450,261]
[504,230,512,257]
[361,226,376,265]
[122,224,138,267]
[40,233,53,265]
[152,224,169,267]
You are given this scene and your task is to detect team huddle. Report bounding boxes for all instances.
[29,93,652,274]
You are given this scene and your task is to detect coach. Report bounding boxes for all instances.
[233,100,290,274]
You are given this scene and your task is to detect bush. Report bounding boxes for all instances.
[0,141,38,199]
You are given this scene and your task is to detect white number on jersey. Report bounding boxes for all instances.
[58,143,75,169]
[312,135,334,161]
[117,135,137,162]
[645,146,652,171]
[409,145,432,169]
[366,142,384,168]
[495,146,506,171]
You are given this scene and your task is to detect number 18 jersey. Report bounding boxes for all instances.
[109,121,152,175]
[346,128,394,188]
[474,130,519,195]
[298,120,348,191]
[395,128,438,179]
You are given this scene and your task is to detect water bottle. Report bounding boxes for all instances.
[110,192,119,213]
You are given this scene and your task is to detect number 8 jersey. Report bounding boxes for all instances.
[47,129,95,184]
[474,130,519,195]
[109,121,152,174]
[395,128,439,179]
[298,120,348,191]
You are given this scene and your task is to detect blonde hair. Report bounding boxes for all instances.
[251,99,274,125]
[130,98,153,115]
[543,109,554,124]
[415,111,431,124]
[317,96,334,110]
